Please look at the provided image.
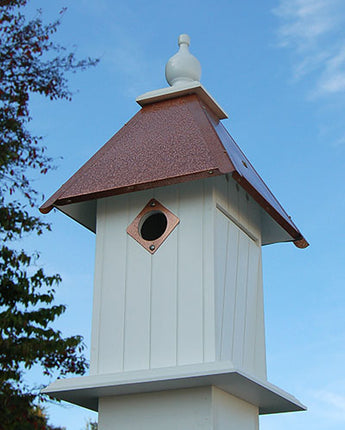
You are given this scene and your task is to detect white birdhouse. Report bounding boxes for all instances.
[42,34,307,430]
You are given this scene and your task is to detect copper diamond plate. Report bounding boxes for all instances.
[126,199,180,254]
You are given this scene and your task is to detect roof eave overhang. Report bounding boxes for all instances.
[40,168,308,249]
[232,171,308,249]
[39,168,226,215]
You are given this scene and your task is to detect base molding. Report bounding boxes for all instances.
[42,361,305,415]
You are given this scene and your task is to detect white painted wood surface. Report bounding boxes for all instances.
[90,180,215,375]
[91,176,266,381]
[43,360,306,414]
[58,176,292,247]
[98,386,259,430]
[213,387,259,430]
[214,176,266,379]
[177,182,205,365]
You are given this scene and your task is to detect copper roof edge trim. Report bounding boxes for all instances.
[40,184,69,214]
[293,237,309,249]
[206,114,298,229]
[44,169,225,211]
[136,82,228,120]
[39,204,52,214]
[232,171,309,249]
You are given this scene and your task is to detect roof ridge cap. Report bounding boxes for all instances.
[136,82,228,120]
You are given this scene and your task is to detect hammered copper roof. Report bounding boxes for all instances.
[40,93,308,248]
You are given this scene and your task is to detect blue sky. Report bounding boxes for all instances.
[21,0,345,429]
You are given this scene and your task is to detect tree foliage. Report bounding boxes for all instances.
[85,419,98,430]
[1,384,66,430]
[0,0,98,427]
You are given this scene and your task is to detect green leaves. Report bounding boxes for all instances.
[0,382,66,430]
[0,1,98,428]
[0,1,98,206]
[0,242,88,384]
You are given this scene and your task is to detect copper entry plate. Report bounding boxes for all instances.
[126,199,180,254]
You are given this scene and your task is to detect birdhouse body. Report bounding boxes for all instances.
[41,35,307,429]
[90,176,266,381]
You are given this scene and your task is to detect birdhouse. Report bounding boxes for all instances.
[41,34,308,430]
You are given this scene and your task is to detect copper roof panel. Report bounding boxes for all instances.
[40,95,234,213]
[40,93,307,248]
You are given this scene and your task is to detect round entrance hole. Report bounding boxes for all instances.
[140,210,168,241]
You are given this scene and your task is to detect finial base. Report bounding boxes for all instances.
[136,82,228,120]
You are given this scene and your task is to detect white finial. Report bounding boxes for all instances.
[137,34,227,119]
[165,34,201,86]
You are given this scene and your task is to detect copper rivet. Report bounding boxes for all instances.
[150,245,155,251]
[150,202,156,207]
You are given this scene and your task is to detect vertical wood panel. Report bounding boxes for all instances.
[177,182,204,365]
[242,240,260,374]
[221,220,240,361]
[214,176,266,378]
[254,254,267,379]
[226,176,261,242]
[150,186,179,368]
[226,177,240,221]
[214,210,228,360]
[203,180,216,362]
[213,176,228,212]
[246,191,261,241]
[150,239,178,368]
[231,232,249,368]
[90,200,104,375]
[237,186,249,231]
[98,196,128,373]
[124,191,153,371]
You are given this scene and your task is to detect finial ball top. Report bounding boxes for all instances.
[165,34,201,87]
[178,34,190,46]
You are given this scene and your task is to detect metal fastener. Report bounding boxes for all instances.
[149,244,155,251]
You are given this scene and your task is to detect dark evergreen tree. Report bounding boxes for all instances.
[0,0,98,427]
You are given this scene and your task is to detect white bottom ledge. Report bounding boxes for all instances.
[42,361,306,415]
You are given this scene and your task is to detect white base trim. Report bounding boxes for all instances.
[42,361,305,415]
